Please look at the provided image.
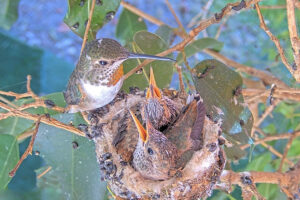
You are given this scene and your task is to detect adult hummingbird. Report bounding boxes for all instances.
[129,110,178,181]
[142,67,181,129]
[64,38,175,113]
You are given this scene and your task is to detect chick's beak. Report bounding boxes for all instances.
[146,67,162,99]
[129,110,148,143]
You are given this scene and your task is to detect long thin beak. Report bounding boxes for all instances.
[146,67,162,99]
[128,52,176,62]
[129,110,148,143]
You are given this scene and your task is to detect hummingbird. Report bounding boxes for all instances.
[142,67,181,129]
[129,110,178,181]
[165,98,206,169]
[63,38,175,113]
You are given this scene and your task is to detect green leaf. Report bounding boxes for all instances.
[34,113,106,200]
[192,59,253,159]
[245,152,272,171]
[176,38,223,64]
[122,31,174,92]
[116,8,147,44]
[0,134,19,191]
[64,0,121,39]
[257,183,286,200]
[155,25,174,46]
[0,0,20,30]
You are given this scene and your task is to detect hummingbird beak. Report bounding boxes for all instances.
[128,52,176,62]
[129,110,148,143]
[146,67,162,99]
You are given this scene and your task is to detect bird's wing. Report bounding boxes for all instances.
[63,71,82,105]
[190,100,206,141]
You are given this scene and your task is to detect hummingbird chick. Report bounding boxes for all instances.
[142,67,181,129]
[64,38,175,113]
[129,110,178,181]
[165,98,206,169]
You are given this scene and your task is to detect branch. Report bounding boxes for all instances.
[286,0,300,81]
[221,161,300,198]
[255,3,297,81]
[240,131,300,149]
[124,0,262,80]
[242,88,300,102]
[80,0,96,55]
[120,1,164,26]
[0,102,84,137]
[9,117,42,177]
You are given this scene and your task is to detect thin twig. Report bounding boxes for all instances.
[125,0,262,80]
[242,88,300,102]
[254,100,280,127]
[278,133,297,172]
[37,166,52,179]
[175,63,185,93]
[0,102,84,136]
[215,17,228,39]
[255,3,296,80]
[165,0,185,31]
[240,131,300,149]
[120,1,164,26]
[9,117,42,177]
[286,0,300,81]
[80,0,96,55]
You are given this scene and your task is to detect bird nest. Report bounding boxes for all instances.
[88,88,226,200]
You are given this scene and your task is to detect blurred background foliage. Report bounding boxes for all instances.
[0,0,299,199]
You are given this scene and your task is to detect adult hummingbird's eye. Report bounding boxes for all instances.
[147,147,154,155]
[99,60,108,66]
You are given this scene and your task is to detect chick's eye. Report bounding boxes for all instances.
[99,60,108,66]
[147,147,154,155]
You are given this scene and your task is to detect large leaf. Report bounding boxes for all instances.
[0,134,19,191]
[0,32,74,94]
[34,113,106,200]
[176,38,223,64]
[116,8,147,44]
[122,31,174,92]
[192,59,253,159]
[0,0,20,30]
[64,0,121,39]
[155,25,174,46]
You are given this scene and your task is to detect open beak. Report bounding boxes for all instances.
[128,52,176,62]
[146,67,162,99]
[129,110,148,143]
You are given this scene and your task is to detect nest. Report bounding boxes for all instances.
[88,89,226,199]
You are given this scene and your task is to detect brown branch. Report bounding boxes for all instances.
[124,0,262,80]
[255,3,296,81]
[254,100,280,127]
[120,1,164,26]
[286,0,300,81]
[37,166,52,179]
[278,133,298,172]
[221,163,300,198]
[242,88,300,102]
[203,49,288,88]
[9,117,42,177]
[0,102,84,137]
[165,0,185,31]
[80,0,96,55]
[187,0,215,28]
[175,63,185,93]
[240,131,300,149]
